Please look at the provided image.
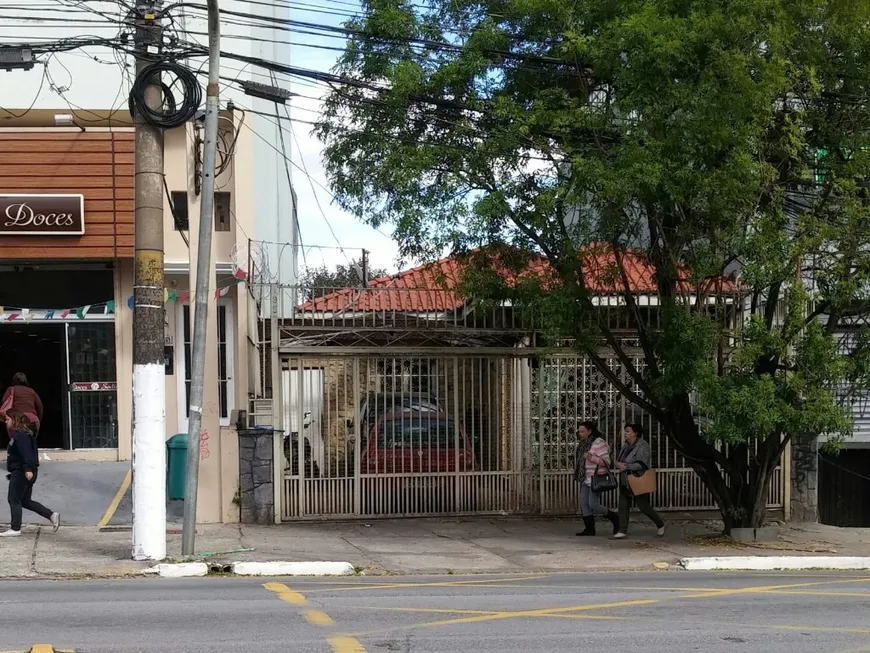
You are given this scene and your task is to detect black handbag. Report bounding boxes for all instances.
[591,465,618,493]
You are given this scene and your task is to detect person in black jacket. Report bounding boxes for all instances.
[1,373,59,537]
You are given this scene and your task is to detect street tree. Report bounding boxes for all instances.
[317,0,870,531]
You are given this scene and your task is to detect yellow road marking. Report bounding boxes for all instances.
[263,582,307,605]
[305,610,336,626]
[328,636,366,653]
[680,577,870,599]
[97,467,131,529]
[345,599,656,637]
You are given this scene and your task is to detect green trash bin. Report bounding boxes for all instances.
[166,433,189,500]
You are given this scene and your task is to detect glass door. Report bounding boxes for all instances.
[66,322,118,449]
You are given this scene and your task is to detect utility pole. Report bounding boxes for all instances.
[132,0,167,562]
[182,0,221,556]
[361,249,369,287]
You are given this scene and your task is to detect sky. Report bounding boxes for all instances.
[250,0,403,274]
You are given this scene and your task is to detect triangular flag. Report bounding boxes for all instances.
[7,313,19,321]
[46,310,55,320]
[61,310,70,319]
[127,295,134,310]
[178,291,190,303]
[220,285,230,297]
[0,306,4,315]
[164,288,169,303]
[106,301,115,314]
[213,288,221,299]
[168,290,177,303]
[76,305,91,319]
[25,312,35,322]
[233,268,247,280]
[21,308,30,317]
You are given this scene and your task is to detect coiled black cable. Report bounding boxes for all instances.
[128,60,202,129]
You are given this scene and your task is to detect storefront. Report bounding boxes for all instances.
[0,129,134,455]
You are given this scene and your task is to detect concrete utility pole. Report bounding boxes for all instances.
[182,0,221,555]
[132,1,167,562]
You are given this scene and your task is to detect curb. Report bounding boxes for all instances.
[144,561,356,578]
[680,556,870,571]
[230,561,355,576]
[146,562,209,578]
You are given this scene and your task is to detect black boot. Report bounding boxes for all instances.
[606,511,620,535]
[576,515,596,536]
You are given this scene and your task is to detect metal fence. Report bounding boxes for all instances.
[277,350,784,520]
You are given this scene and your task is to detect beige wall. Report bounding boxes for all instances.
[108,110,255,523]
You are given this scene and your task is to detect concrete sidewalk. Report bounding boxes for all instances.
[1,516,867,579]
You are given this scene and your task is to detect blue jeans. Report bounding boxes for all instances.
[579,483,609,518]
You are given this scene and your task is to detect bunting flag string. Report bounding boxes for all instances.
[0,269,247,322]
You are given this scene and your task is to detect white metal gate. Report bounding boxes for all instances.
[278,351,784,520]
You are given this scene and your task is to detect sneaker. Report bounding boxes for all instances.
[0,529,22,537]
[611,532,627,540]
[50,513,60,532]
[656,525,666,537]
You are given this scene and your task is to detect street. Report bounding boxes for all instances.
[1,572,869,653]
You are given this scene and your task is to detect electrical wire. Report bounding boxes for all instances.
[283,101,350,263]
[128,60,201,128]
[0,62,47,119]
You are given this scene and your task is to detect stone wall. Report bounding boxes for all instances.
[790,438,819,522]
[239,429,275,524]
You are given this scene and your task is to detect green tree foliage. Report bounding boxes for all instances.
[299,259,388,300]
[318,0,870,530]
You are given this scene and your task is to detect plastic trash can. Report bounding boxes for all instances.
[166,433,189,500]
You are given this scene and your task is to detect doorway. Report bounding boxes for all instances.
[0,324,66,449]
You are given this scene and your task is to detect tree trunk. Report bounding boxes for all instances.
[682,436,782,535]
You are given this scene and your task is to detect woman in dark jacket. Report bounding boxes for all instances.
[1,373,59,537]
[612,423,664,540]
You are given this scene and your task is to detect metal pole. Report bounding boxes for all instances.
[182,0,221,556]
[132,1,167,562]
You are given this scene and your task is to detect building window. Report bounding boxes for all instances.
[171,191,189,230]
[215,192,231,232]
[181,301,234,425]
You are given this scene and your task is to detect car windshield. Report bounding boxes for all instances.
[377,418,459,449]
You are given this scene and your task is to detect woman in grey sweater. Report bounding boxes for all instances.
[613,423,665,539]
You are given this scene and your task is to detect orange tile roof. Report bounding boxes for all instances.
[299,246,738,313]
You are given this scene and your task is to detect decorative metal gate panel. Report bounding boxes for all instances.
[279,350,784,520]
[66,322,117,449]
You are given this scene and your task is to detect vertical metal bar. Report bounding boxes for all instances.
[454,356,461,511]
[353,357,361,516]
[64,322,73,450]
[296,359,306,516]
[537,365,545,513]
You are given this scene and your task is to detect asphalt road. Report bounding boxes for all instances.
[1,571,869,653]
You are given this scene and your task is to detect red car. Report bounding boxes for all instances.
[360,410,476,475]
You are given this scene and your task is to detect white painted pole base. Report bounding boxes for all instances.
[132,362,167,561]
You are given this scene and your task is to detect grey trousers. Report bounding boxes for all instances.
[617,486,664,532]
[579,483,609,518]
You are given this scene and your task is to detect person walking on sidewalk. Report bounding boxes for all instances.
[574,421,620,537]
[612,423,664,540]
[0,373,60,537]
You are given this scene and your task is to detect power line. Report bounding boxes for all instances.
[284,105,350,263]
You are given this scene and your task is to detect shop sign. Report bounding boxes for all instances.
[70,382,117,392]
[0,194,85,236]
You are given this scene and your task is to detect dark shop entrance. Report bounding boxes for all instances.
[0,324,66,450]
[0,263,118,450]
